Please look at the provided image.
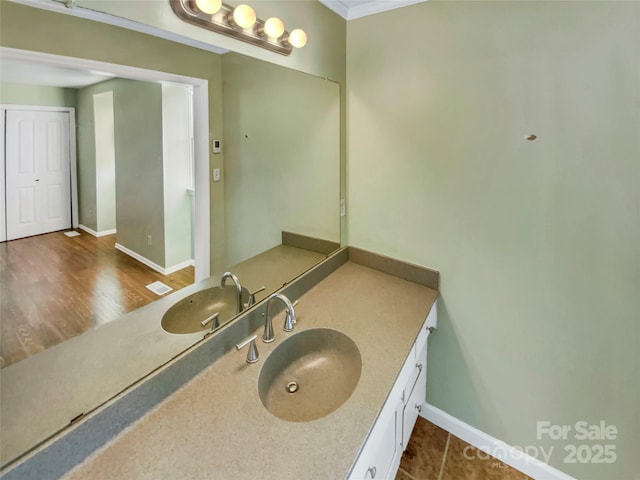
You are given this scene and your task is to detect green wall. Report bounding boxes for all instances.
[113,79,166,267]
[347,2,639,479]
[222,53,340,267]
[77,78,167,265]
[0,83,77,107]
[76,81,98,231]
[76,79,118,232]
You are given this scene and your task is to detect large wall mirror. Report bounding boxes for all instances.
[0,39,340,466]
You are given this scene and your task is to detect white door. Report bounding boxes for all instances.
[5,110,71,240]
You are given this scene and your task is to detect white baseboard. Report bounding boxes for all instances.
[420,403,576,480]
[115,243,194,276]
[78,224,116,237]
[164,258,195,275]
[78,224,98,236]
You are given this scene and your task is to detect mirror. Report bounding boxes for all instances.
[0,48,340,467]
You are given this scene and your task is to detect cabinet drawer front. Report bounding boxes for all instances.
[402,344,427,449]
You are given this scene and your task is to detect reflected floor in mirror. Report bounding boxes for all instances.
[0,230,194,368]
[398,417,533,480]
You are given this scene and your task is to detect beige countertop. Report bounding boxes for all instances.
[0,244,327,467]
[222,244,327,301]
[62,261,438,479]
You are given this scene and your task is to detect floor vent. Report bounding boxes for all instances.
[64,231,81,237]
[146,281,173,296]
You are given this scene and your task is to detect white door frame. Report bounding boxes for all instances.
[0,111,4,242]
[0,47,211,281]
[1,105,78,242]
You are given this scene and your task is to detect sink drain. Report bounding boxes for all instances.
[286,381,299,394]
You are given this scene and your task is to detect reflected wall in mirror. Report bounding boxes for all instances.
[216,52,340,302]
[0,8,339,469]
[221,52,340,270]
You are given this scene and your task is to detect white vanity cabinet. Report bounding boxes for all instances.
[349,303,437,480]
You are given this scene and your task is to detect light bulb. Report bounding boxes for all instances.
[263,17,284,39]
[288,29,307,48]
[233,4,256,29]
[193,0,221,14]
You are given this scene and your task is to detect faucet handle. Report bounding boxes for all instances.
[235,335,259,364]
[245,286,266,308]
[201,312,220,331]
[284,300,299,332]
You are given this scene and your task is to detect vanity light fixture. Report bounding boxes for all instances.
[169,0,307,56]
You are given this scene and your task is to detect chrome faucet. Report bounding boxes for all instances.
[245,285,266,309]
[220,271,243,314]
[262,293,297,343]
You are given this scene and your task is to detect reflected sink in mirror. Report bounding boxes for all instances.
[258,328,361,422]
[161,287,250,334]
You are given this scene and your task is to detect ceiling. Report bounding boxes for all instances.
[0,57,115,88]
[318,0,428,20]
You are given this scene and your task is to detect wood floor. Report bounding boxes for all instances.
[0,230,194,369]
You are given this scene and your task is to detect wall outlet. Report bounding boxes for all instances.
[213,168,221,182]
[340,198,346,217]
[147,235,152,246]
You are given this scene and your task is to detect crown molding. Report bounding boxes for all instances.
[317,0,350,19]
[318,0,427,21]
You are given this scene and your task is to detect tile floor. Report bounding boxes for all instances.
[397,417,533,480]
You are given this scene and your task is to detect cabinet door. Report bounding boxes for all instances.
[349,398,401,480]
[352,410,397,479]
[401,344,427,450]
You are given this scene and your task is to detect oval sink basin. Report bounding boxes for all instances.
[258,328,362,422]
[161,286,249,334]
